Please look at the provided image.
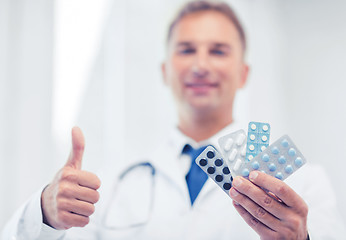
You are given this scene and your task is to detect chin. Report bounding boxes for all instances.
[187,101,218,114]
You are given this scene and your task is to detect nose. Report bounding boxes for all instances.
[191,50,210,78]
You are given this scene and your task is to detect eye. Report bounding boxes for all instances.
[178,48,196,55]
[210,49,226,56]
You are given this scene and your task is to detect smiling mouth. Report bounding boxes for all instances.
[184,82,219,95]
[185,82,219,88]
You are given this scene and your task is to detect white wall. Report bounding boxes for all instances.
[0,0,55,229]
[279,0,346,223]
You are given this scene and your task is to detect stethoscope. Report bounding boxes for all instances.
[101,162,157,230]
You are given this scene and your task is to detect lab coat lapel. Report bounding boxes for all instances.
[192,177,218,205]
[150,141,190,203]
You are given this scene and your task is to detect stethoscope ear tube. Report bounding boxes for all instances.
[119,162,156,179]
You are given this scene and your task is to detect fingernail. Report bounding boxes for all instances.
[232,177,242,187]
[230,188,239,197]
[249,171,258,181]
[233,201,240,206]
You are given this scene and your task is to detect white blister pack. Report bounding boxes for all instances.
[218,129,247,177]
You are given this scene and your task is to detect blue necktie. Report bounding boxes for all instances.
[183,144,208,205]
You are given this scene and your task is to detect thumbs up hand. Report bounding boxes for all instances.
[41,127,101,230]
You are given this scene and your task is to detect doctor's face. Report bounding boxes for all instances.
[162,10,248,115]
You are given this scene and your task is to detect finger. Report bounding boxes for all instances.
[60,198,96,217]
[230,187,282,231]
[231,176,289,219]
[74,185,100,204]
[58,179,99,203]
[78,170,101,190]
[65,126,85,169]
[232,200,277,238]
[249,171,305,208]
[60,211,90,228]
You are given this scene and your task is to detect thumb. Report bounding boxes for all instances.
[65,126,85,169]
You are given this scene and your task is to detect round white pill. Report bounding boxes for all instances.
[250,134,256,141]
[260,145,266,152]
[249,144,255,151]
[261,135,268,142]
[262,125,269,131]
[251,123,257,130]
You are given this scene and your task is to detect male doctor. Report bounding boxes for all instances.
[2,1,345,239]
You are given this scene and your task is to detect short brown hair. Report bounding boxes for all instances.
[167,1,246,51]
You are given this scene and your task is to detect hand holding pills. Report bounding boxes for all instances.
[230,172,308,240]
[196,121,309,239]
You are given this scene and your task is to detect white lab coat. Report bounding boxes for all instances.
[2,123,346,240]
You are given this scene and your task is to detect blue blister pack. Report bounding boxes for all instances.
[195,146,233,194]
[238,135,306,180]
[246,122,270,162]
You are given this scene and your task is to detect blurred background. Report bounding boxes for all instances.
[1,0,346,231]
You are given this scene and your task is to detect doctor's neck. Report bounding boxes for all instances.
[178,108,233,143]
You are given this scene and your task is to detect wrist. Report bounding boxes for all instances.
[40,184,55,228]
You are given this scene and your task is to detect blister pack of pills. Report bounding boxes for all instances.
[218,129,247,177]
[246,122,270,162]
[236,135,306,181]
[195,122,307,198]
[195,146,233,194]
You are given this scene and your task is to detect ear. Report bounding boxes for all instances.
[238,63,250,89]
[161,62,169,86]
